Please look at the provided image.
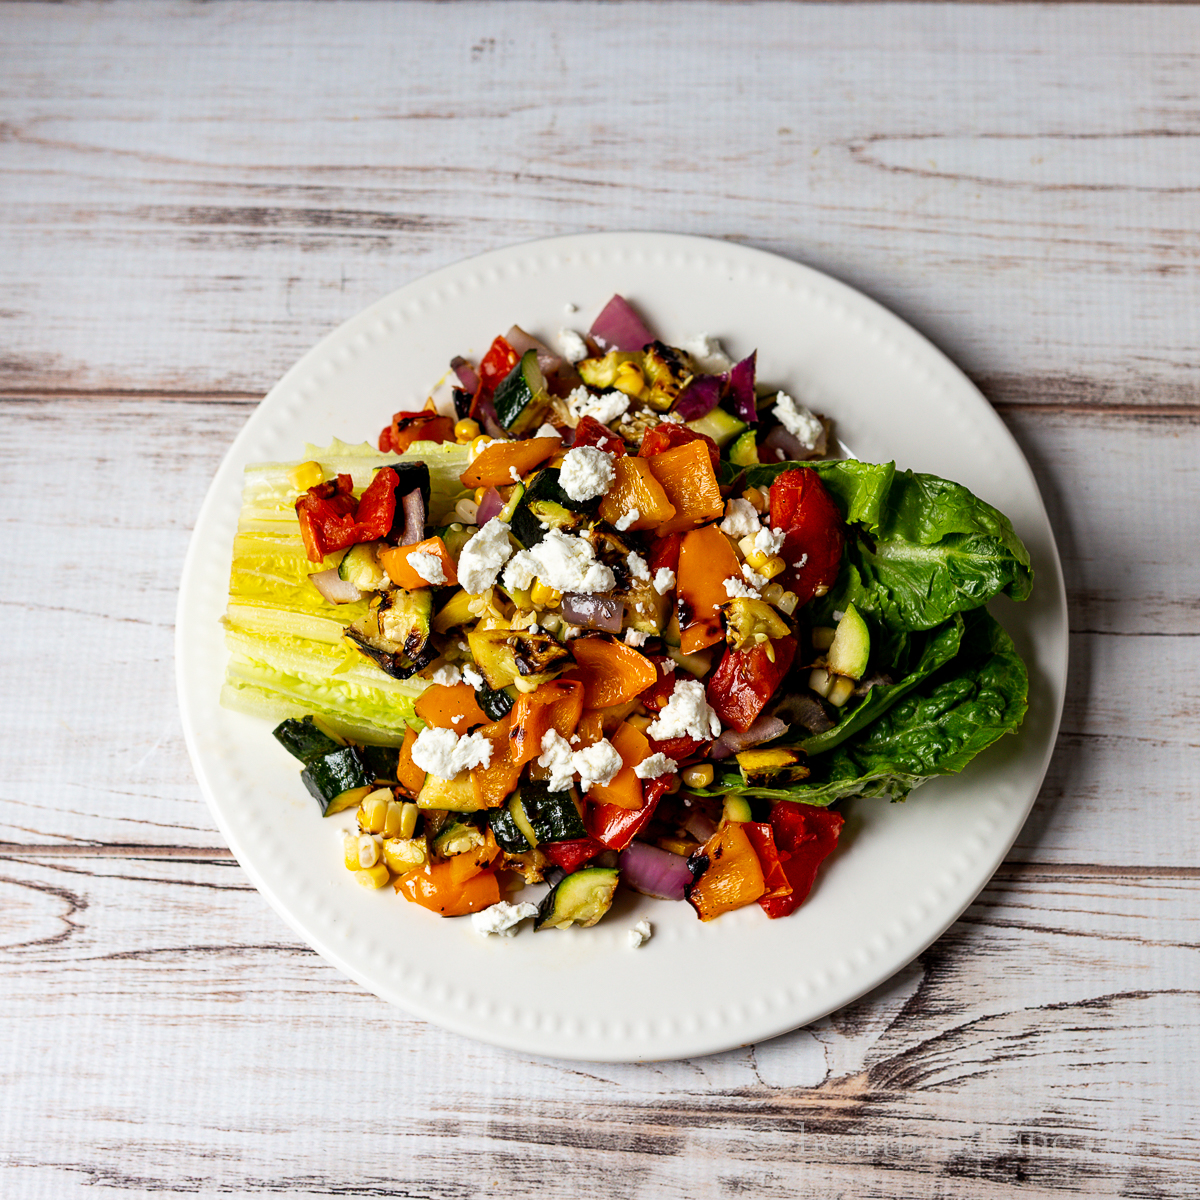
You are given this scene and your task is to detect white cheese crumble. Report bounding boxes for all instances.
[468,436,497,462]
[741,563,768,590]
[503,528,615,595]
[626,551,650,583]
[720,497,761,538]
[559,445,616,502]
[661,411,684,424]
[537,729,577,792]
[627,918,653,948]
[535,422,560,439]
[773,391,824,450]
[461,664,484,690]
[647,679,722,742]
[410,726,493,778]
[573,739,624,790]
[456,519,513,594]
[564,302,577,314]
[557,328,589,364]
[634,752,677,780]
[614,507,639,532]
[472,900,539,938]
[429,663,463,687]
[652,567,676,595]
[509,465,523,484]
[624,628,649,647]
[682,333,734,374]
[568,385,629,427]
[408,550,447,586]
[753,526,786,558]
[724,575,761,600]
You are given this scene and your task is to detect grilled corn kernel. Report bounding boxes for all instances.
[530,580,562,608]
[613,362,645,395]
[776,590,800,616]
[759,556,786,580]
[812,625,836,651]
[738,534,758,558]
[454,497,480,525]
[382,799,405,839]
[454,418,481,442]
[809,667,834,699]
[342,832,361,872]
[681,763,714,789]
[355,861,391,889]
[657,836,697,857]
[743,486,769,514]
[626,713,653,734]
[745,548,771,570]
[383,835,428,874]
[398,801,419,840]
[470,435,492,457]
[473,486,490,504]
[359,789,392,834]
[357,834,381,869]
[288,460,324,491]
[828,675,855,707]
[762,582,785,605]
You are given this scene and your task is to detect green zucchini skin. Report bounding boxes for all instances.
[273,716,344,763]
[300,745,371,815]
[381,462,432,545]
[475,681,516,722]
[344,588,435,679]
[536,866,620,929]
[487,805,532,853]
[515,783,588,844]
[493,350,552,436]
[510,468,593,548]
[360,744,400,782]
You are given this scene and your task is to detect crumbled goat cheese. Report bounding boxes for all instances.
[661,411,684,424]
[557,328,589,364]
[461,664,484,690]
[753,526,786,558]
[537,729,577,792]
[661,658,676,673]
[833,609,845,622]
[568,385,629,427]
[773,391,824,450]
[647,679,722,742]
[724,575,761,600]
[627,918,653,948]
[509,465,523,484]
[429,663,463,687]
[634,752,677,780]
[469,436,497,462]
[503,528,615,595]
[683,333,734,374]
[560,445,616,502]
[626,551,650,583]
[741,563,768,589]
[472,901,539,938]
[535,422,560,439]
[720,497,761,538]
[564,302,577,314]
[624,628,649,647]
[614,507,639,532]
[409,550,447,586]
[652,567,676,595]
[572,739,624,790]
[457,519,513,594]
[411,726,493,778]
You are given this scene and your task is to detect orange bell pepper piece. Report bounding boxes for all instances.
[459,435,562,489]
[645,440,724,536]
[395,725,426,799]
[677,524,741,654]
[574,710,605,750]
[686,822,766,921]
[586,721,651,810]
[414,683,489,732]
[567,637,658,709]
[597,456,676,531]
[378,536,458,590]
[395,862,501,916]
[470,714,523,809]
[508,679,584,767]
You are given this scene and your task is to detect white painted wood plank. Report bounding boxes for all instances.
[1,855,1195,1197]
[2,3,1199,402]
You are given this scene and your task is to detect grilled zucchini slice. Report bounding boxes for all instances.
[344,588,434,679]
[493,350,554,436]
[536,867,620,930]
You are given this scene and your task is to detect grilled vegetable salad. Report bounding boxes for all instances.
[223,295,1031,934]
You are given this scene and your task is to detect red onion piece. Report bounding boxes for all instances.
[506,325,565,379]
[672,373,722,421]
[682,810,718,844]
[590,294,655,352]
[475,395,506,439]
[727,351,758,423]
[709,715,789,760]
[450,356,479,396]
[761,423,826,464]
[400,488,426,546]
[619,841,695,901]
[310,568,363,604]
[561,593,625,632]
[476,486,504,527]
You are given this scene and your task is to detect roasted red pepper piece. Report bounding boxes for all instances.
[759,802,844,918]
[648,734,706,762]
[571,415,626,457]
[352,467,399,541]
[470,335,521,417]
[768,467,844,605]
[638,423,720,473]
[648,531,682,574]
[379,411,455,455]
[742,822,793,905]
[706,635,797,733]
[541,837,606,874]
[295,468,402,562]
[637,655,678,713]
[586,777,670,851]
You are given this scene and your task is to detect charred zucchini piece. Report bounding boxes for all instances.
[510,467,592,548]
[338,541,386,590]
[416,771,483,812]
[344,588,434,679]
[728,428,759,467]
[382,462,432,545]
[576,349,641,390]
[475,679,516,721]
[488,804,532,854]
[301,745,373,816]
[685,407,746,449]
[734,746,810,787]
[642,341,694,411]
[360,744,400,783]
[514,782,588,844]
[722,795,753,824]
[433,523,474,560]
[431,819,487,858]
[273,715,345,763]
[493,350,554,436]
[536,866,620,930]
[467,626,570,690]
[432,587,475,634]
[724,598,790,651]
[498,482,524,523]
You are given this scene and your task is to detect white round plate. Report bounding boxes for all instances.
[176,232,1067,1062]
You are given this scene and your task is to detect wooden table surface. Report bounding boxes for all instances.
[3,3,1198,1196]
